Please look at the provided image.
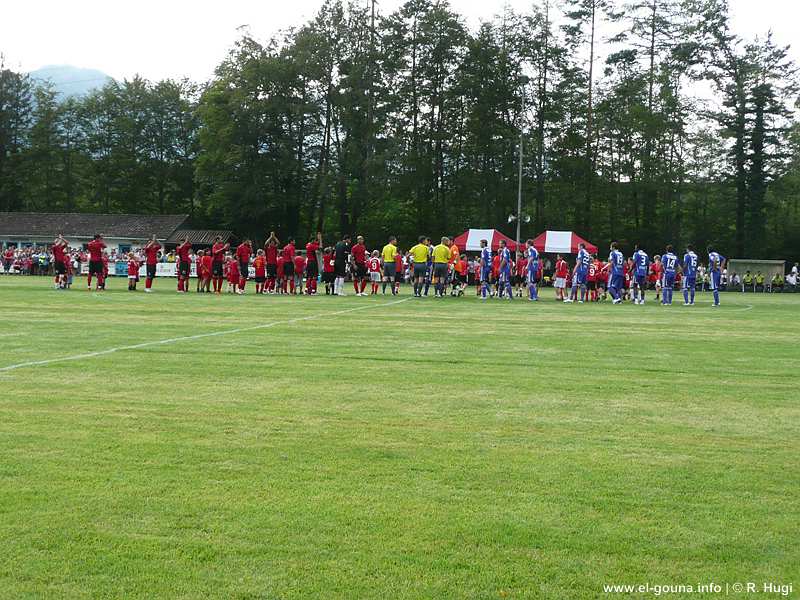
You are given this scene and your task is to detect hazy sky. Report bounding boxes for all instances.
[3,0,799,82]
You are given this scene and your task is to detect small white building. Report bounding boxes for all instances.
[0,212,190,253]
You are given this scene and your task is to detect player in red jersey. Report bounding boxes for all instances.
[235,239,253,294]
[200,250,213,293]
[142,235,161,292]
[587,258,598,302]
[51,234,69,289]
[515,252,527,298]
[127,252,139,291]
[321,247,335,294]
[194,250,206,293]
[210,236,229,294]
[226,255,239,293]
[367,251,382,295]
[253,250,267,294]
[305,232,322,294]
[263,231,279,293]
[650,255,663,302]
[2,245,14,274]
[597,259,609,300]
[175,237,192,293]
[281,238,296,294]
[491,254,501,297]
[101,253,109,289]
[86,234,107,291]
[350,235,368,295]
[293,253,306,294]
[276,255,286,293]
[554,254,568,301]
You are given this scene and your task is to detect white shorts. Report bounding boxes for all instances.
[555,277,566,289]
[369,271,381,282]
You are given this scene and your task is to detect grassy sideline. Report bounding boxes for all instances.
[1,276,798,599]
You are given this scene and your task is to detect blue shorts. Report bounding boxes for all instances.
[683,276,696,290]
[527,269,539,284]
[710,272,721,290]
[499,269,511,283]
[635,274,647,287]
[663,273,676,288]
[575,268,587,285]
[610,274,624,290]
[480,268,491,283]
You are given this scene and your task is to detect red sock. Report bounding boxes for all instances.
[354,280,360,293]
[239,277,246,291]
[146,278,152,289]
[289,280,295,294]
[87,275,92,287]
[360,280,367,294]
[97,275,104,289]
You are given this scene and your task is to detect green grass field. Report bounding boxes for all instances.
[1,276,798,599]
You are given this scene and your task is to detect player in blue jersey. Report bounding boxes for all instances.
[682,244,699,305]
[631,244,650,304]
[565,242,591,303]
[479,239,492,300]
[607,241,625,305]
[497,240,514,300]
[525,240,539,301]
[707,245,726,307]
[661,245,680,305]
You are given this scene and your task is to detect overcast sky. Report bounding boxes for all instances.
[2,0,799,82]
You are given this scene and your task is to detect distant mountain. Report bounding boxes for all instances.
[29,65,114,98]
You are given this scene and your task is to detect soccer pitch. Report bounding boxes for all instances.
[1,278,798,599]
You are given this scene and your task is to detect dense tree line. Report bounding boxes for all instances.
[1,0,799,260]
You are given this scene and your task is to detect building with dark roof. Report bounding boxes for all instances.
[0,212,189,252]
[166,229,233,247]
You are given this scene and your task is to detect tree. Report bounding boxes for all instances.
[0,62,33,211]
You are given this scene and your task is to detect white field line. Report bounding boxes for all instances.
[0,297,410,373]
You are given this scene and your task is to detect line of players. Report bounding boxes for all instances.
[557,241,726,306]
[473,238,726,306]
[50,232,727,306]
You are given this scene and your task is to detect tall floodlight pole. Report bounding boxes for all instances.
[516,87,525,247]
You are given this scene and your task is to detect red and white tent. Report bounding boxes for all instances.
[453,229,518,252]
[531,230,598,254]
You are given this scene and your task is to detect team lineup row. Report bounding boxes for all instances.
[45,232,726,306]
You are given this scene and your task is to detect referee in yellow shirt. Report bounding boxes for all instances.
[409,236,431,297]
[431,237,451,298]
[381,235,398,295]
